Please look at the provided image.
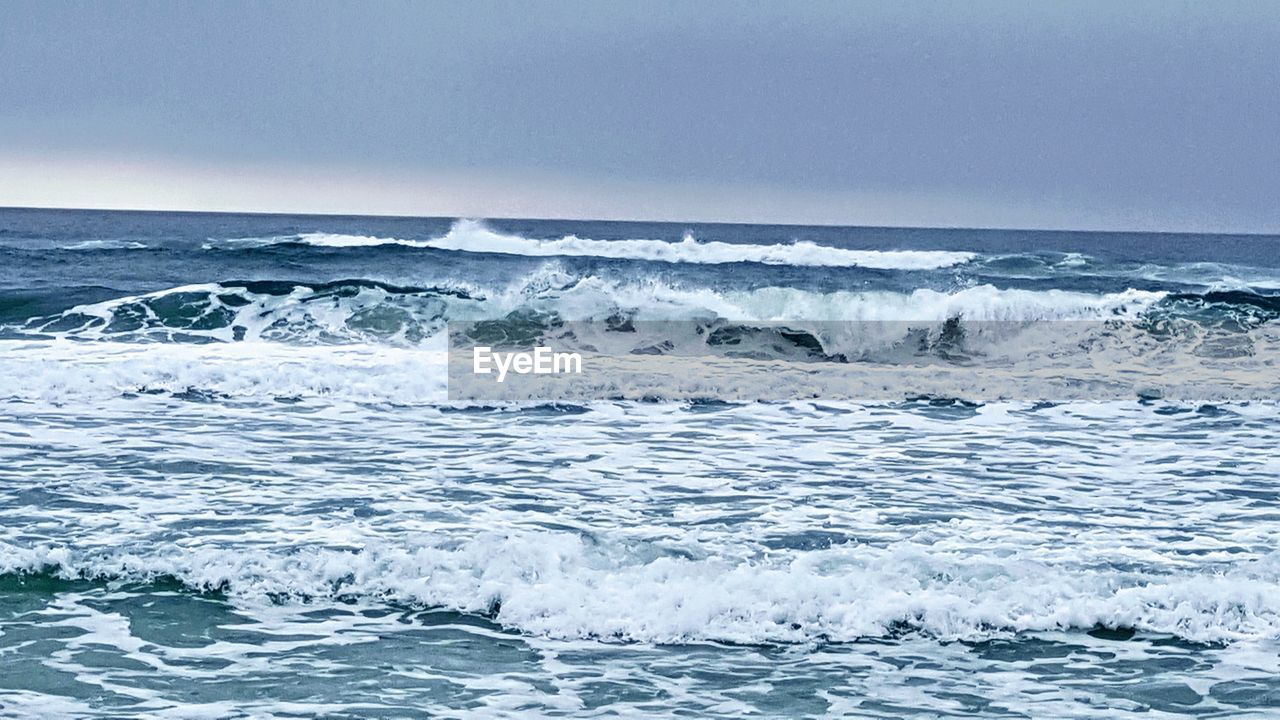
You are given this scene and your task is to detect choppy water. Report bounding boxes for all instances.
[1,207,1278,718]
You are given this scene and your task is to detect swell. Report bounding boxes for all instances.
[5,539,1278,645]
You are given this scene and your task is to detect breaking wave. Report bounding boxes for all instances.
[6,538,1280,645]
[207,219,978,270]
[60,239,148,250]
[6,267,1173,346]
[2,271,1276,404]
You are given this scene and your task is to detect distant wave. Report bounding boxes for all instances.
[208,219,978,270]
[973,253,1280,291]
[61,239,148,250]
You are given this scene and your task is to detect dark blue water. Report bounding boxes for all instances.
[2,207,1278,308]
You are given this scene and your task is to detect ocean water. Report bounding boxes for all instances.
[0,207,1278,718]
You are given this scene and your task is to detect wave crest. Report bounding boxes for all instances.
[208,219,979,270]
[7,538,1279,645]
[4,271,1276,404]
[9,268,1169,346]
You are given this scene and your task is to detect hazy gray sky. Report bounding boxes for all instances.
[2,1,1278,231]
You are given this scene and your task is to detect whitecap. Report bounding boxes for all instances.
[208,219,979,270]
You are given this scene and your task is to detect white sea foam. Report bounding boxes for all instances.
[9,275,1258,404]
[7,536,1280,645]
[713,284,1163,322]
[60,239,148,250]
[2,331,1274,405]
[0,340,450,403]
[3,382,1279,715]
[210,219,979,270]
[467,270,1167,325]
[16,267,1167,345]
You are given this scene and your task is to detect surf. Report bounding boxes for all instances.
[207,219,980,270]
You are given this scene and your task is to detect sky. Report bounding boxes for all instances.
[1,1,1278,232]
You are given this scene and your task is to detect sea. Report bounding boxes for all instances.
[0,206,1278,718]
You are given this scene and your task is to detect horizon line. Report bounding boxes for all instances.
[3,204,1277,239]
